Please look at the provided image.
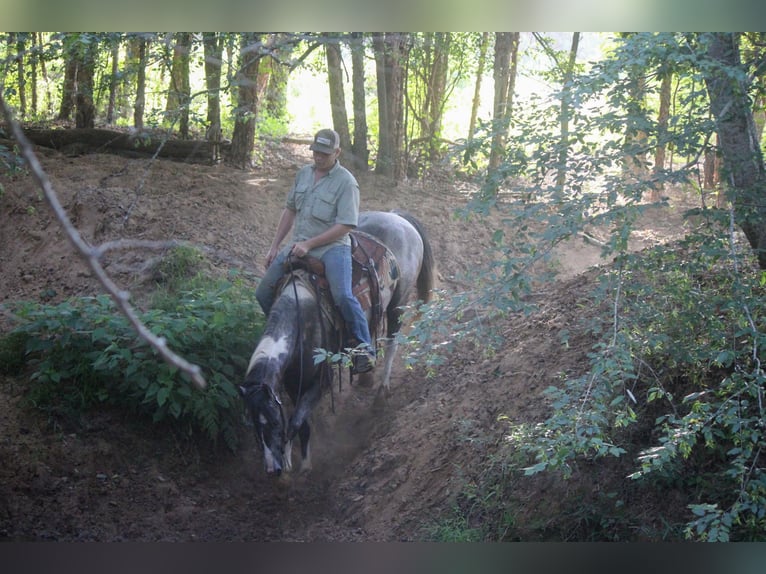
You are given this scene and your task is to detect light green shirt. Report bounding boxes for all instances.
[286,160,360,258]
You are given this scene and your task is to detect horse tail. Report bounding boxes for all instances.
[393,210,435,303]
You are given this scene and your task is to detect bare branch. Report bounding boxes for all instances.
[0,95,207,390]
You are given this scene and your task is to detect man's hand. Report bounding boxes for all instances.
[264,247,278,269]
[290,240,311,258]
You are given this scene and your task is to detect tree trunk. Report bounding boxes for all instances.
[324,34,351,152]
[133,37,147,130]
[15,34,27,120]
[373,32,408,180]
[426,32,450,163]
[203,32,223,162]
[621,33,650,180]
[20,127,228,163]
[74,36,97,129]
[556,32,580,189]
[702,32,766,269]
[263,34,291,120]
[1,35,12,90]
[488,32,519,173]
[703,134,723,207]
[166,32,191,138]
[468,32,490,142]
[37,33,53,116]
[350,32,369,171]
[57,34,77,121]
[30,33,39,117]
[106,38,120,124]
[753,76,766,144]
[649,68,672,201]
[228,33,261,170]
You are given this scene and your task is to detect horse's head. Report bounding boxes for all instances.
[241,383,288,476]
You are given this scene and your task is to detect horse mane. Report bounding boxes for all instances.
[266,275,318,333]
[392,209,435,303]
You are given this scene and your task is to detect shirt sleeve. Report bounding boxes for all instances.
[334,173,360,227]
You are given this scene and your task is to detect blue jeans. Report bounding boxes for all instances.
[255,245,372,348]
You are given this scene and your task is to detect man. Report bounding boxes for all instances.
[255,128,375,373]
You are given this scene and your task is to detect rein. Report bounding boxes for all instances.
[286,254,306,407]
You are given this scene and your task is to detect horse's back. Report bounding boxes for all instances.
[357,211,423,268]
[357,210,432,305]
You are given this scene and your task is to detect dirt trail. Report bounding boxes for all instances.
[0,142,694,540]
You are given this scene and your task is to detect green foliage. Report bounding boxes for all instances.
[151,244,205,292]
[0,331,28,375]
[2,276,263,451]
[432,32,766,541]
[517,221,766,541]
[0,143,25,177]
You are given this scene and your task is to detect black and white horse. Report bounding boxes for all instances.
[241,210,435,475]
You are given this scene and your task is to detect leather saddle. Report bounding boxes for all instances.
[280,231,398,346]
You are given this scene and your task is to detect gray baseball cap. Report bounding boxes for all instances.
[310,128,340,154]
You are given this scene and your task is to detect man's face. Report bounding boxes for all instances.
[313,149,339,171]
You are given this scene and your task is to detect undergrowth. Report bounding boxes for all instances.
[515,218,766,541]
[423,211,766,541]
[0,247,263,452]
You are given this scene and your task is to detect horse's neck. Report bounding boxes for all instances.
[263,292,318,361]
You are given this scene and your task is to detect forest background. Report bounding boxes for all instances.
[3,31,766,542]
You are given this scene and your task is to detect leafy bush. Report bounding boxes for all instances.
[2,275,263,451]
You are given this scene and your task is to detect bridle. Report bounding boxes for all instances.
[242,381,287,448]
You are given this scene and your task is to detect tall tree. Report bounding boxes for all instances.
[621,32,650,180]
[468,32,490,142]
[228,33,262,169]
[350,32,369,171]
[105,35,121,124]
[324,33,351,152]
[407,32,452,169]
[488,32,519,172]
[556,32,580,189]
[36,33,53,116]
[373,32,408,180]
[14,33,27,119]
[203,32,224,162]
[263,33,292,122]
[57,34,78,121]
[73,33,97,129]
[702,32,766,269]
[29,32,39,117]
[131,35,148,130]
[649,65,673,201]
[166,32,192,138]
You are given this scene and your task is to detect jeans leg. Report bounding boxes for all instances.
[322,245,372,348]
[255,248,290,315]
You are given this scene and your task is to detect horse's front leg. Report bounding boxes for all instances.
[287,380,322,472]
[297,421,312,472]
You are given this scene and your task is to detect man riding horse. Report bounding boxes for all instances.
[255,128,376,373]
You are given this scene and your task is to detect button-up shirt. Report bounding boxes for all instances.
[286,160,360,258]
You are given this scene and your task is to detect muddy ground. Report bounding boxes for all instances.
[0,138,697,541]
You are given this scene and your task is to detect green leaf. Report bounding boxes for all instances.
[156,387,170,407]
